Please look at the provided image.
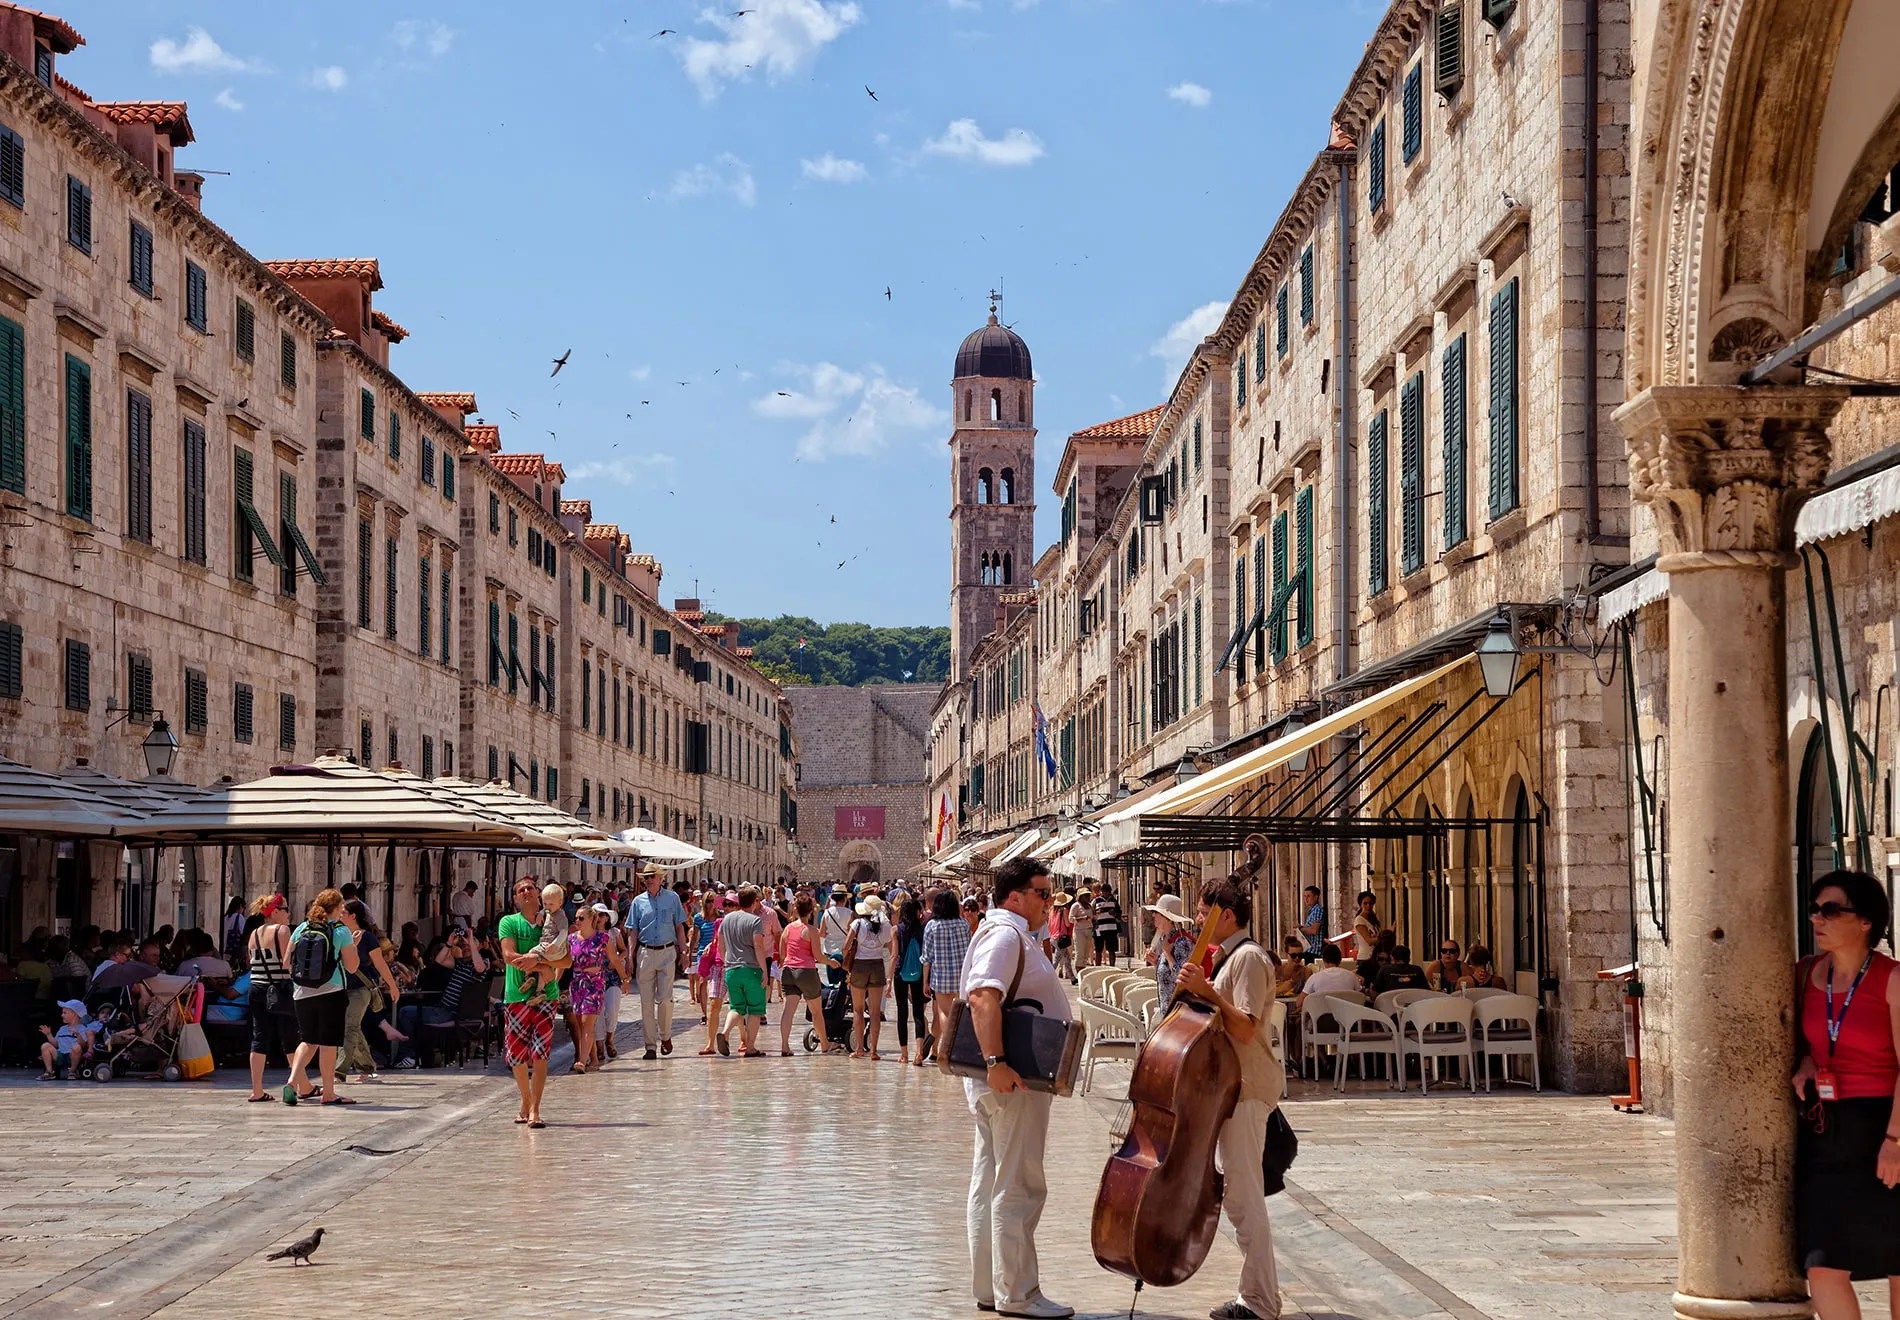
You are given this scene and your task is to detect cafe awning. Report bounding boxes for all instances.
[0,755,137,835]
[990,828,1044,866]
[611,826,714,868]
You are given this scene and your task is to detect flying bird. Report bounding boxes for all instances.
[829,515,836,524]
[508,409,519,419]
[267,1228,326,1266]
[651,29,675,39]
[733,9,754,15]
[865,85,877,101]
[551,350,571,377]
[776,391,792,397]
[884,287,892,300]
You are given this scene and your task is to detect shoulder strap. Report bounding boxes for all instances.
[1005,930,1027,1005]
[1794,954,1820,1058]
[1211,937,1258,979]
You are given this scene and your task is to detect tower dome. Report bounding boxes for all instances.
[954,310,1033,381]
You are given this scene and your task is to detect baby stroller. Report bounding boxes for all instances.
[803,977,855,1054]
[86,974,202,1082]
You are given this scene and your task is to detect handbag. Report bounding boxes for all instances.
[1263,1107,1298,1195]
[940,930,1084,1097]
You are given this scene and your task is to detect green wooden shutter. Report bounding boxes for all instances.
[64,638,89,710]
[388,410,401,462]
[0,315,21,495]
[64,355,90,521]
[418,553,431,654]
[125,389,151,542]
[1400,372,1425,575]
[1489,277,1520,518]
[1369,120,1387,212]
[360,387,375,443]
[1300,246,1315,324]
[280,332,296,391]
[1483,0,1516,25]
[1270,511,1289,661]
[384,535,398,639]
[1193,596,1203,705]
[1369,409,1389,595]
[1233,556,1247,684]
[1403,63,1423,162]
[1436,3,1465,96]
[1255,322,1266,378]
[488,600,502,686]
[1276,286,1289,356]
[1443,334,1469,547]
[1235,356,1246,409]
[0,128,23,208]
[1252,535,1267,668]
[1295,485,1314,648]
[442,447,455,500]
[439,565,451,663]
[183,419,206,564]
[422,435,436,487]
[357,518,373,627]
[0,621,20,699]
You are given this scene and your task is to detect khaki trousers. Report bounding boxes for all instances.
[968,1088,1053,1309]
[1217,1098,1282,1318]
[634,945,676,1046]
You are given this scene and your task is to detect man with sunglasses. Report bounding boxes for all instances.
[959,857,1073,1319]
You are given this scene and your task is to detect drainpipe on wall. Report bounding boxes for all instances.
[1582,0,1624,550]
[1332,157,1355,684]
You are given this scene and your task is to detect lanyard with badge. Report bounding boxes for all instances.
[1816,952,1873,1101]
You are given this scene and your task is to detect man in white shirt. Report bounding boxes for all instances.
[448,882,479,931]
[959,858,1073,1320]
[819,887,855,986]
[1175,878,1286,1320]
[1295,941,1359,1010]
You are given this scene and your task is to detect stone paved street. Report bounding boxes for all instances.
[0,1014,1890,1320]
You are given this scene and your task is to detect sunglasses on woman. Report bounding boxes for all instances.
[1809,901,1858,919]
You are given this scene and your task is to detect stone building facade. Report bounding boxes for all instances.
[0,2,791,944]
[786,683,934,889]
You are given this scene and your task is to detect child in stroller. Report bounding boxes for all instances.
[805,977,855,1054]
[83,973,203,1082]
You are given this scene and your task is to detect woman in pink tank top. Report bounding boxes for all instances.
[777,895,829,1056]
[1791,869,1900,1311]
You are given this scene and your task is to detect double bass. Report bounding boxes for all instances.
[1090,836,1268,1286]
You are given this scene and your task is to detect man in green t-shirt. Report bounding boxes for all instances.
[499,877,568,1127]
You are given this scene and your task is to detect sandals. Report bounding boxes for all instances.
[741,1049,765,1058]
[514,1115,530,1124]
[528,1119,546,1129]
[37,1072,56,1081]
[715,1036,730,1057]
[697,1047,717,1056]
[247,1093,274,1102]
[780,1050,794,1057]
[320,1095,358,1105]
[281,1084,317,1105]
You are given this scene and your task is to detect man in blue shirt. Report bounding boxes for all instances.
[629,865,690,1059]
[1300,886,1325,959]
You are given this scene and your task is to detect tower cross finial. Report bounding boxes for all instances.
[988,289,1002,322]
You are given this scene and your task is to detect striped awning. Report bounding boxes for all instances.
[0,756,137,835]
[990,828,1044,867]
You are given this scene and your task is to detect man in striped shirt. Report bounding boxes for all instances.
[920,887,974,1064]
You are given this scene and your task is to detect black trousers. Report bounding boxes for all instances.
[893,978,927,1046]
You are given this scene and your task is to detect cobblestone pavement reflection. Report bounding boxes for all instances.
[0,1018,1890,1320]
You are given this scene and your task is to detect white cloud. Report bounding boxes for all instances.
[1150,299,1229,382]
[391,20,455,57]
[150,27,251,74]
[923,119,1044,167]
[562,454,677,487]
[679,0,861,100]
[214,88,244,112]
[801,153,866,184]
[668,154,757,207]
[753,362,947,461]
[310,66,349,91]
[629,365,652,382]
[1167,81,1212,108]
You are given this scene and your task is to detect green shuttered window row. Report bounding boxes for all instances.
[1400,371,1425,577]
[1368,409,1389,596]
[1489,277,1521,519]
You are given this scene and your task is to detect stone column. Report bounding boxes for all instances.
[1616,384,1847,1320]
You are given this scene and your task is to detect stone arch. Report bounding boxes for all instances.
[1629,0,1900,389]
[1000,467,1015,504]
[990,388,1002,421]
[976,467,994,504]
[837,839,883,890]
[964,389,973,422]
[1001,552,1013,585]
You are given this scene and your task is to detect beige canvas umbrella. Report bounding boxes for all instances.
[446,778,624,852]
[59,761,178,816]
[0,755,139,835]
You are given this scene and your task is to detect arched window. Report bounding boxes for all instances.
[977,552,990,585]
[1000,467,1015,504]
[1796,726,1839,957]
[964,390,973,422]
[1018,391,1027,423]
[976,467,993,504]
[1002,552,1013,585]
[1510,785,1536,981]
[990,388,1002,421]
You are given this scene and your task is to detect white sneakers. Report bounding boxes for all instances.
[996,1297,1073,1318]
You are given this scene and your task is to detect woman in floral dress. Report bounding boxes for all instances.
[564,908,608,1073]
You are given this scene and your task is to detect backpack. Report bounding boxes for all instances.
[899,930,924,982]
[288,920,341,989]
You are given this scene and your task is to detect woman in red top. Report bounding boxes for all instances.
[1791,869,1900,1313]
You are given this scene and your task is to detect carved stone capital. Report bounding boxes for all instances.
[1614,385,1849,571]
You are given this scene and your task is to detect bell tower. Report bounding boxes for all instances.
[948,294,1036,682]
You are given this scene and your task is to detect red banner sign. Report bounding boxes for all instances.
[835,806,886,840]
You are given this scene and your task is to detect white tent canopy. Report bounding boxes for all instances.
[612,826,713,868]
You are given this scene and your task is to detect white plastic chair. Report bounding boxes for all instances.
[1398,997,1477,1094]
[1331,1004,1400,1091]
[1266,999,1288,1066]
[1079,999,1143,1095]
[1459,985,1510,1003]
[1299,994,1353,1081]
[1374,988,1443,1016]
[1104,973,1147,1008]
[1080,967,1121,1000]
[1326,989,1370,1007]
[1473,993,1542,1091]
[1121,981,1160,1022]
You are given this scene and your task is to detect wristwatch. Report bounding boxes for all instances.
[984,1054,1007,1069]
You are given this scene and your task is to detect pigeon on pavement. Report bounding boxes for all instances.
[267,1227,325,1265]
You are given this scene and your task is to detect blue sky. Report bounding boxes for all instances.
[69,0,1378,625]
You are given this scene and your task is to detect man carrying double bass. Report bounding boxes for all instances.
[1173,877,1286,1320]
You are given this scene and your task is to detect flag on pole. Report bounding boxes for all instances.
[933,791,952,851]
[1033,703,1059,781]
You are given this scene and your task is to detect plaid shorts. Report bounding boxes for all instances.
[503,1000,555,1068]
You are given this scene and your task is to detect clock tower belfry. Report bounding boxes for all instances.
[947,295,1036,683]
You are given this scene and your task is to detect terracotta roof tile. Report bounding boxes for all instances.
[93,101,193,144]
[583,523,620,541]
[370,308,407,342]
[1329,120,1355,151]
[628,553,658,568]
[416,392,477,414]
[544,462,566,483]
[263,258,383,290]
[53,71,87,102]
[1071,405,1164,440]
[559,499,591,518]
[10,6,82,50]
[464,424,500,452]
[490,453,543,476]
